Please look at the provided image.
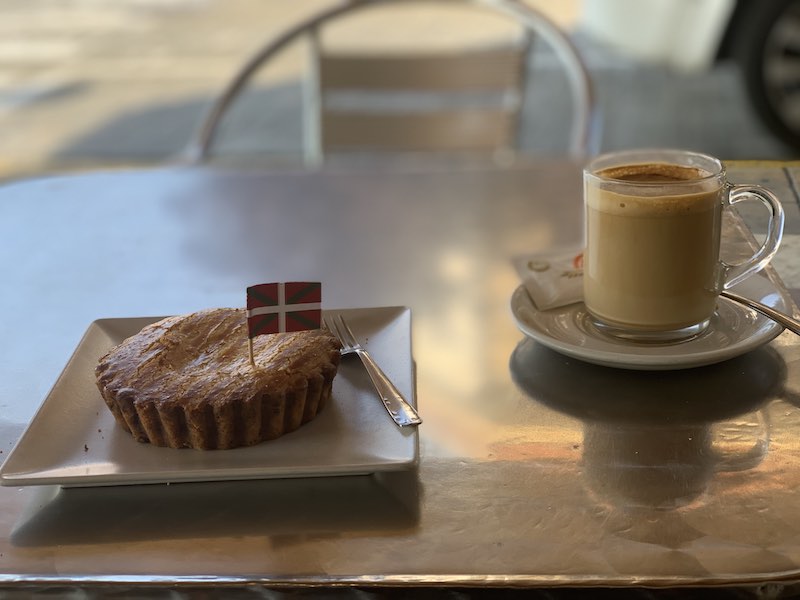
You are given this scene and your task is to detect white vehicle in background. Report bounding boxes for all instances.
[581,0,800,151]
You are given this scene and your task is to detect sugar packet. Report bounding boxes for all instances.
[512,248,584,310]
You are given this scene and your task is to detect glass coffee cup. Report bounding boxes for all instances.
[583,149,784,343]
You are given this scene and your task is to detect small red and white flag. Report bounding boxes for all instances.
[246,282,322,338]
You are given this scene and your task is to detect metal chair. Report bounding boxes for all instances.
[185,0,600,166]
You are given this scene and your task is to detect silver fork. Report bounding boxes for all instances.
[325,313,421,427]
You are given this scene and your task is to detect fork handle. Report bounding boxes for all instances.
[355,349,422,427]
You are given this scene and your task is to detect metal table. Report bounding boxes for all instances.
[1,161,799,597]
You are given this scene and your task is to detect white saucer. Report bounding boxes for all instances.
[510,275,792,370]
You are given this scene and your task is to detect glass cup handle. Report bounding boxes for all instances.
[721,184,785,290]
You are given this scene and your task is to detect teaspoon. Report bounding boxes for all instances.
[721,290,800,336]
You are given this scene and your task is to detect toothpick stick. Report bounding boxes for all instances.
[248,337,256,369]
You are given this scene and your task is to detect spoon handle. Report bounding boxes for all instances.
[721,290,800,336]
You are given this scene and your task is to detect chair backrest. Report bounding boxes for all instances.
[186,0,600,166]
[305,28,531,164]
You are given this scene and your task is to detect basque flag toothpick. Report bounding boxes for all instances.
[246,282,322,367]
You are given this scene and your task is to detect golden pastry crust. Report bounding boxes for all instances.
[95,308,341,449]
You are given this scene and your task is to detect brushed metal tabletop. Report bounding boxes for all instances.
[0,161,799,594]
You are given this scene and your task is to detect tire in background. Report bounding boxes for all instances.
[730,0,800,152]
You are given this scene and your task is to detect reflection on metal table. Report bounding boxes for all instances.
[0,160,799,596]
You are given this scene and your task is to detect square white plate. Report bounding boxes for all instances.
[0,307,418,487]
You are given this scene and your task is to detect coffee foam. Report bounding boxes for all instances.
[588,163,720,216]
[587,188,720,216]
[598,163,710,182]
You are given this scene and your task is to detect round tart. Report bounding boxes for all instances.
[95,308,341,450]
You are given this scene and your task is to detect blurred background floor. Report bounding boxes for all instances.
[0,0,797,180]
